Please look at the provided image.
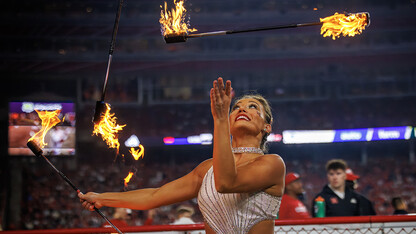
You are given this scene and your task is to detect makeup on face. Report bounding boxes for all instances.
[231,99,265,119]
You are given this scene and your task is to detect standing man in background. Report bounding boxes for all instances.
[312,159,361,217]
[345,168,376,216]
[278,172,310,219]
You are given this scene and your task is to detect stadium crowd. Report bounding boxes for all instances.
[16,154,415,230]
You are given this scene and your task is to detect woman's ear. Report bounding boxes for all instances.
[264,124,272,134]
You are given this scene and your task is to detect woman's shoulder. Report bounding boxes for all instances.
[257,153,285,166]
[255,154,285,196]
[193,158,213,178]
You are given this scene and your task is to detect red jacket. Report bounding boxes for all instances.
[279,194,311,219]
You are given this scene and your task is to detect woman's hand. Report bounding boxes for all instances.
[78,192,103,211]
[210,77,232,122]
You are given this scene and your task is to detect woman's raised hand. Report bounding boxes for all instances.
[210,77,232,122]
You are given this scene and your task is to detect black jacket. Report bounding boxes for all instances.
[312,185,360,217]
[356,192,376,215]
[393,209,408,215]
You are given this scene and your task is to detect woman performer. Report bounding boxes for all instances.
[79,77,285,233]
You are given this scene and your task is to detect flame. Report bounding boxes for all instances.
[28,110,62,149]
[159,0,197,36]
[129,145,144,160]
[92,103,126,154]
[320,12,368,40]
[123,145,145,187]
[124,172,134,187]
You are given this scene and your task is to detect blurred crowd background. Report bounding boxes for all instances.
[1,0,416,230]
[11,155,416,229]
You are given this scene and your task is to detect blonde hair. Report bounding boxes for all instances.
[232,94,273,152]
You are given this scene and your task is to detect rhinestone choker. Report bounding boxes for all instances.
[232,147,264,155]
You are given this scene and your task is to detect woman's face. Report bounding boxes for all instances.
[229,98,268,135]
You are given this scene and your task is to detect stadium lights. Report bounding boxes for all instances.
[162,127,413,145]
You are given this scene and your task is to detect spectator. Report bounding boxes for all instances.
[102,207,131,228]
[345,168,360,191]
[172,205,196,225]
[346,168,376,216]
[312,159,361,217]
[143,209,157,225]
[171,205,201,234]
[391,197,408,215]
[278,172,310,219]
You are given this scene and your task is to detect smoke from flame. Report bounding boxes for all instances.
[159,0,197,36]
[92,103,125,154]
[28,109,63,149]
[320,12,368,40]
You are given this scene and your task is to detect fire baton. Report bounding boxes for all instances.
[93,0,124,124]
[27,140,124,234]
[164,12,370,43]
[164,22,321,43]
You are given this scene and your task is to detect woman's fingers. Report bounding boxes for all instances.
[216,77,232,98]
[79,192,97,211]
[213,80,222,104]
[217,77,225,93]
[82,200,96,211]
[82,200,90,209]
[225,80,232,96]
[211,77,232,120]
[213,77,231,100]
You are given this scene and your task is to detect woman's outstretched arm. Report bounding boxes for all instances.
[78,159,211,211]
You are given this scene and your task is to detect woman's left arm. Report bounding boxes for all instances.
[210,77,237,192]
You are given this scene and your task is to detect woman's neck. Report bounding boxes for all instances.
[231,135,261,148]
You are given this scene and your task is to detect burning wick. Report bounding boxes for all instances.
[159,0,197,42]
[320,12,370,40]
[162,12,370,43]
[28,109,62,149]
[93,104,146,188]
[92,103,126,154]
[93,101,108,124]
[26,110,123,234]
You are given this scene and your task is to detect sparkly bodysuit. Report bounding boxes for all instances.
[197,167,281,234]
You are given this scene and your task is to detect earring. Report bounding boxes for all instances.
[263,128,267,132]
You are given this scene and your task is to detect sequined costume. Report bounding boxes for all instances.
[197,166,281,233]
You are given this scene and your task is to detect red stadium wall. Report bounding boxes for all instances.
[2,215,416,233]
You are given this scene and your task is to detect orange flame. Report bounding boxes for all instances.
[124,172,134,187]
[28,110,62,149]
[129,145,144,160]
[159,0,197,36]
[123,145,145,187]
[92,103,126,154]
[320,12,368,40]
